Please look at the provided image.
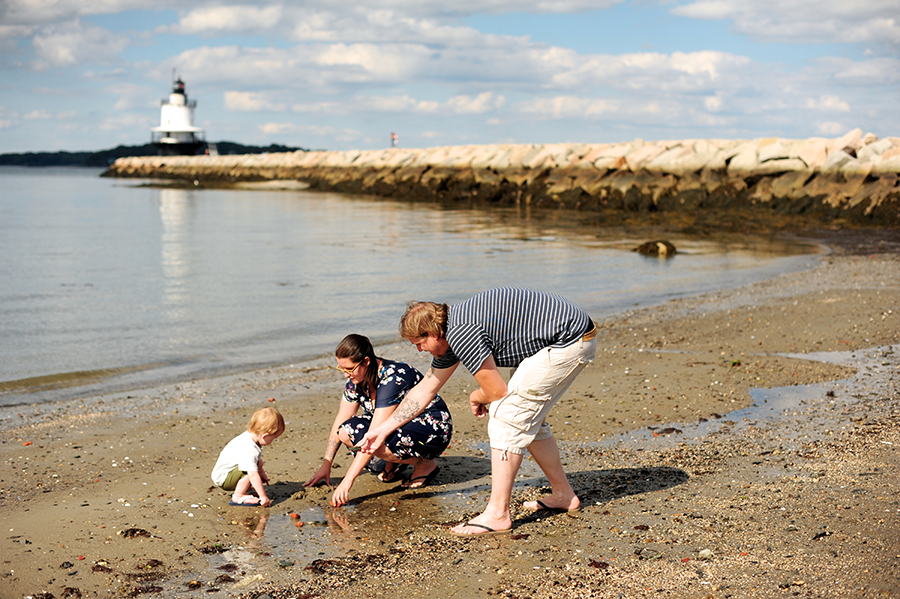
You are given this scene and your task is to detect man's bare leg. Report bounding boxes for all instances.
[522,436,580,511]
[451,448,521,534]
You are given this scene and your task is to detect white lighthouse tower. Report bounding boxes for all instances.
[150,76,205,156]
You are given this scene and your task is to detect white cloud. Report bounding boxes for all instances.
[1,1,90,26]
[0,106,19,129]
[98,113,152,131]
[21,109,78,120]
[167,43,437,91]
[169,40,762,101]
[806,95,851,111]
[672,0,900,51]
[257,120,358,141]
[107,83,151,111]
[817,121,846,135]
[23,109,53,119]
[287,92,503,116]
[224,91,287,112]
[166,5,283,35]
[315,43,433,82]
[290,101,347,113]
[446,92,506,114]
[520,96,618,118]
[0,23,35,43]
[155,1,624,47]
[31,19,130,68]
[704,96,723,111]
[547,50,754,92]
[260,122,298,135]
[820,56,900,84]
[360,95,425,112]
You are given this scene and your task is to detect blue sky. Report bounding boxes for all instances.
[1,1,898,153]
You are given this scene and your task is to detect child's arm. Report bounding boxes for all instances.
[258,458,269,484]
[246,471,271,506]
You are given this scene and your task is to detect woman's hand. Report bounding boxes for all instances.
[303,460,332,487]
[331,479,353,507]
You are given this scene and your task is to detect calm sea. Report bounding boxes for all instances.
[0,166,822,407]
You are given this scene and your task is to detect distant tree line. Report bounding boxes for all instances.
[0,142,307,167]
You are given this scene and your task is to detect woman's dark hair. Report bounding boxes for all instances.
[335,334,380,396]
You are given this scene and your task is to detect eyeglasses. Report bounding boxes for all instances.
[334,361,363,375]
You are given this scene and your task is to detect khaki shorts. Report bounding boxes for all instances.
[488,333,597,455]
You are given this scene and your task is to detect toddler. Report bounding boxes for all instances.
[211,407,285,506]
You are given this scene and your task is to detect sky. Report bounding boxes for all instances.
[1,0,898,154]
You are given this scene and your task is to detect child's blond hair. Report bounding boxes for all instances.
[247,407,285,436]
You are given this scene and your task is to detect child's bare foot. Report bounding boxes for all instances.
[230,494,261,506]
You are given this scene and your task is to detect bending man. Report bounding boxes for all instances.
[360,287,596,536]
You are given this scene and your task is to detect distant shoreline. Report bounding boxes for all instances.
[0,141,305,168]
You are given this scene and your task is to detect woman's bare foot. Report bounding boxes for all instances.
[377,462,405,483]
[401,459,438,488]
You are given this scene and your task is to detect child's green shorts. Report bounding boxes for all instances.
[220,467,246,491]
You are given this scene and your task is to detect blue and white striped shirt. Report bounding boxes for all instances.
[432,288,593,374]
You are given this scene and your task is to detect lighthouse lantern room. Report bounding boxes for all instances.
[150,77,205,156]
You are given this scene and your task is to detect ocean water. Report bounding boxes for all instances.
[0,166,822,407]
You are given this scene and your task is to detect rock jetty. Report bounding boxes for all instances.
[104,128,900,227]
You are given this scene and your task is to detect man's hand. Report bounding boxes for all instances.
[469,390,488,418]
[358,426,388,454]
[472,356,508,403]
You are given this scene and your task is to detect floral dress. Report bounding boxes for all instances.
[339,359,453,460]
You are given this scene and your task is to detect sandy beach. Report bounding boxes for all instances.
[1,228,898,599]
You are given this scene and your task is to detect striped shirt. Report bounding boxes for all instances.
[432,288,593,374]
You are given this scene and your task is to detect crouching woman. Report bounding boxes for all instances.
[303,334,452,506]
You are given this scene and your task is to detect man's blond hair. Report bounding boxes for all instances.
[399,301,449,339]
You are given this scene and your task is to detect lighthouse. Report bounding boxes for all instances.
[150,77,205,156]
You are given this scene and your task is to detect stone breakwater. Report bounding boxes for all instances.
[104,128,900,227]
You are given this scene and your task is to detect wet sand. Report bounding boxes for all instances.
[1,230,898,599]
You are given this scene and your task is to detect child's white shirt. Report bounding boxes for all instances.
[211,431,262,486]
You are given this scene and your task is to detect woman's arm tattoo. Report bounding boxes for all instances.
[325,436,339,461]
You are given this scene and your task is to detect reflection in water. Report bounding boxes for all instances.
[159,188,192,311]
[203,513,270,583]
[237,512,269,540]
[326,506,351,531]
